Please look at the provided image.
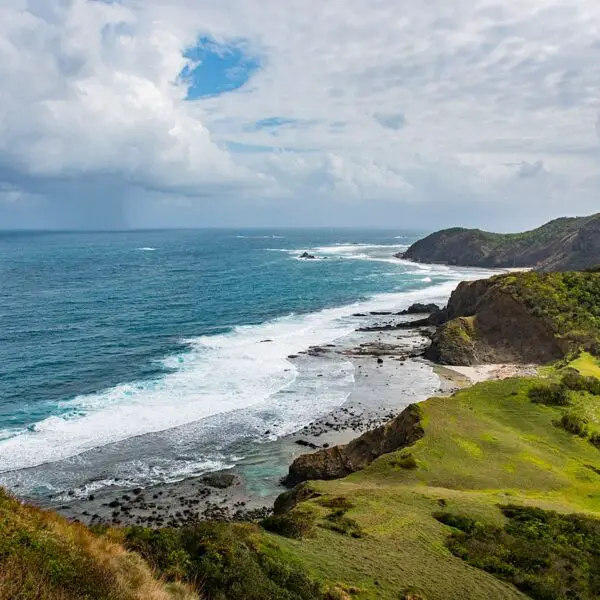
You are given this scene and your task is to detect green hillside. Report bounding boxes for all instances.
[400,213,600,271]
[259,354,600,599]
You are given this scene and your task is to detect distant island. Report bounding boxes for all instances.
[398,212,600,271]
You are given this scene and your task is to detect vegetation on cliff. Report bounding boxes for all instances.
[435,505,600,600]
[427,271,600,365]
[400,213,600,271]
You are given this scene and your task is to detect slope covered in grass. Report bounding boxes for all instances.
[0,490,197,600]
[265,359,600,599]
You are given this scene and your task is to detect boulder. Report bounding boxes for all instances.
[200,472,238,489]
[284,404,424,486]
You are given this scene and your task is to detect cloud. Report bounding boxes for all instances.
[513,160,545,179]
[374,112,406,130]
[0,0,599,228]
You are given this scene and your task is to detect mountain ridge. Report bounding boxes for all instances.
[399,212,600,271]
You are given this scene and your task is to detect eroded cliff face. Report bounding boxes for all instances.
[284,404,424,487]
[425,279,565,365]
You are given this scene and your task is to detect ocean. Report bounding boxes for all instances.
[0,229,486,501]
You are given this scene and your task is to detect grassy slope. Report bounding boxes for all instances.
[263,355,600,600]
[0,490,197,600]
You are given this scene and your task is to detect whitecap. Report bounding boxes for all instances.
[0,278,477,474]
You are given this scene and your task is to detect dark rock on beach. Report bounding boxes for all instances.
[200,472,238,489]
[399,303,441,315]
[284,404,424,486]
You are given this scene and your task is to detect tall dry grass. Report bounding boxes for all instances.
[0,489,198,600]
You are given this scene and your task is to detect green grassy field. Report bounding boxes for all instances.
[261,356,600,599]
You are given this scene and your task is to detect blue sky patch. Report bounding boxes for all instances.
[254,117,299,130]
[181,37,260,100]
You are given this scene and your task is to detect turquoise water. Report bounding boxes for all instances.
[0,229,475,498]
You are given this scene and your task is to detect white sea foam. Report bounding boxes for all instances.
[138,247,156,251]
[0,279,468,474]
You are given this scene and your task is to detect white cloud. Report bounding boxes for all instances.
[0,0,599,228]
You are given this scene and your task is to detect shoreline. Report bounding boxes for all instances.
[51,305,537,529]
[51,311,446,527]
[14,264,530,529]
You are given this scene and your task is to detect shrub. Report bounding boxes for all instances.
[583,376,600,395]
[590,433,600,449]
[562,369,588,391]
[398,454,418,470]
[562,370,600,395]
[432,512,477,534]
[528,383,569,406]
[261,509,316,539]
[441,505,600,600]
[126,521,325,600]
[557,413,589,437]
[321,511,363,538]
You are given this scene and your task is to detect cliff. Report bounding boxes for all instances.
[425,271,600,365]
[399,213,600,271]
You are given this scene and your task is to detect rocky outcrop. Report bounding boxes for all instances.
[424,274,595,365]
[400,303,441,315]
[398,213,600,272]
[284,404,424,487]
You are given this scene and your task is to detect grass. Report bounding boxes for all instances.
[3,352,600,599]
[260,358,600,599]
[570,352,600,378]
[0,489,197,600]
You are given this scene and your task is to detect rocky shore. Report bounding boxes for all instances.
[54,303,456,528]
[49,282,551,530]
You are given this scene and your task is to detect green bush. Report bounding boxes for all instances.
[590,433,600,449]
[261,509,316,540]
[561,370,600,395]
[441,505,600,600]
[398,454,418,470]
[584,376,600,395]
[432,512,477,534]
[528,383,570,406]
[562,369,588,391]
[126,522,325,600]
[557,413,589,437]
[321,510,363,538]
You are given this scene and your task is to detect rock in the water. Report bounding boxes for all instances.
[299,252,317,260]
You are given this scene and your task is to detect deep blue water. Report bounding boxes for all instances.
[0,229,478,497]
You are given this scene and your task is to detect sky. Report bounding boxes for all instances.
[0,0,599,231]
